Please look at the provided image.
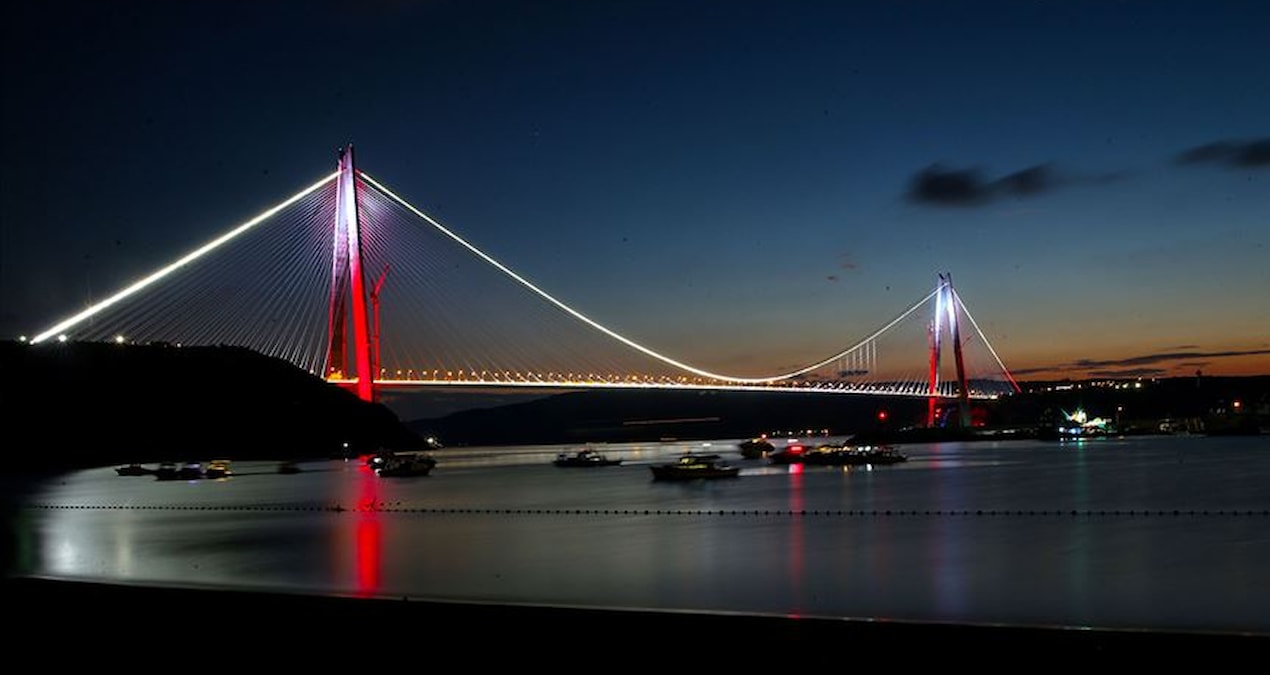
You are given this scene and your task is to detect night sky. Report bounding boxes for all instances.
[3,0,1268,382]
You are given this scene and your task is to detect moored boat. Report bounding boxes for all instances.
[768,441,907,466]
[373,451,437,477]
[767,442,808,464]
[553,448,622,467]
[737,437,775,459]
[204,459,232,479]
[156,461,205,480]
[800,443,907,466]
[115,463,154,476]
[175,461,206,480]
[650,452,740,481]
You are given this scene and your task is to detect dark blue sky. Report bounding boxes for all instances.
[3,0,1267,380]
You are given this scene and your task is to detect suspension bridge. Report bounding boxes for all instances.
[26,145,1020,427]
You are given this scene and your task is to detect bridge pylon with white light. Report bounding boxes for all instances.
[324,144,376,402]
[928,273,971,428]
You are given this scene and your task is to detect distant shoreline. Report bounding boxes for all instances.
[410,376,1269,448]
[3,339,1265,470]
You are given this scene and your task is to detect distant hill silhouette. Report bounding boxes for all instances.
[408,388,930,447]
[410,376,1270,447]
[0,340,428,473]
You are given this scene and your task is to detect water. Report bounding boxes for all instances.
[7,434,1270,636]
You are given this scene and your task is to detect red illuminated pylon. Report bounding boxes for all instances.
[324,144,376,403]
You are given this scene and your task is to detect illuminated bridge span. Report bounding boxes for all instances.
[27,145,1020,425]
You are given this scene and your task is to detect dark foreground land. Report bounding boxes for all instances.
[4,577,1265,659]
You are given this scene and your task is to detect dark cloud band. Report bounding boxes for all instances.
[1175,138,1270,168]
[905,163,1117,207]
[1071,349,1270,369]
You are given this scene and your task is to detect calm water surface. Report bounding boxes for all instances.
[9,434,1270,636]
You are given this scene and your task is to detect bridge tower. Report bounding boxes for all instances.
[928,273,972,427]
[324,144,376,402]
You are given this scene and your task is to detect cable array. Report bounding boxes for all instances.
[26,167,1020,398]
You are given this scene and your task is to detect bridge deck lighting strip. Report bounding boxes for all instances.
[30,172,341,344]
[359,170,937,385]
[348,379,992,398]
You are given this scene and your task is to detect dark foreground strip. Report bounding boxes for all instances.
[20,504,1270,517]
[3,577,1266,658]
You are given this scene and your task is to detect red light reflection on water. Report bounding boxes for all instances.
[352,460,383,597]
[782,470,802,582]
[787,470,805,613]
[778,442,807,613]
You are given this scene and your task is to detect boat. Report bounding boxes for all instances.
[650,452,740,481]
[175,461,206,480]
[767,442,808,464]
[553,448,622,467]
[737,437,775,459]
[373,451,437,477]
[115,463,154,476]
[800,443,908,466]
[155,461,205,480]
[204,459,232,479]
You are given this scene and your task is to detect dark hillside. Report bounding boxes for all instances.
[0,340,427,473]
[411,388,932,446]
[411,377,1270,447]
[994,376,1270,433]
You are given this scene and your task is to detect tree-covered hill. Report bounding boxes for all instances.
[0,340,427,473]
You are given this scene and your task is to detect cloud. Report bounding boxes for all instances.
[907,165,993,206]
[905,162,1119,207]
[1006,365,1063,377]
[995,165,1056,196]
[1175,138,1270,168]
[1015,348,1269,379]
[825,253,856,282]
[1071,349,1270,369]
